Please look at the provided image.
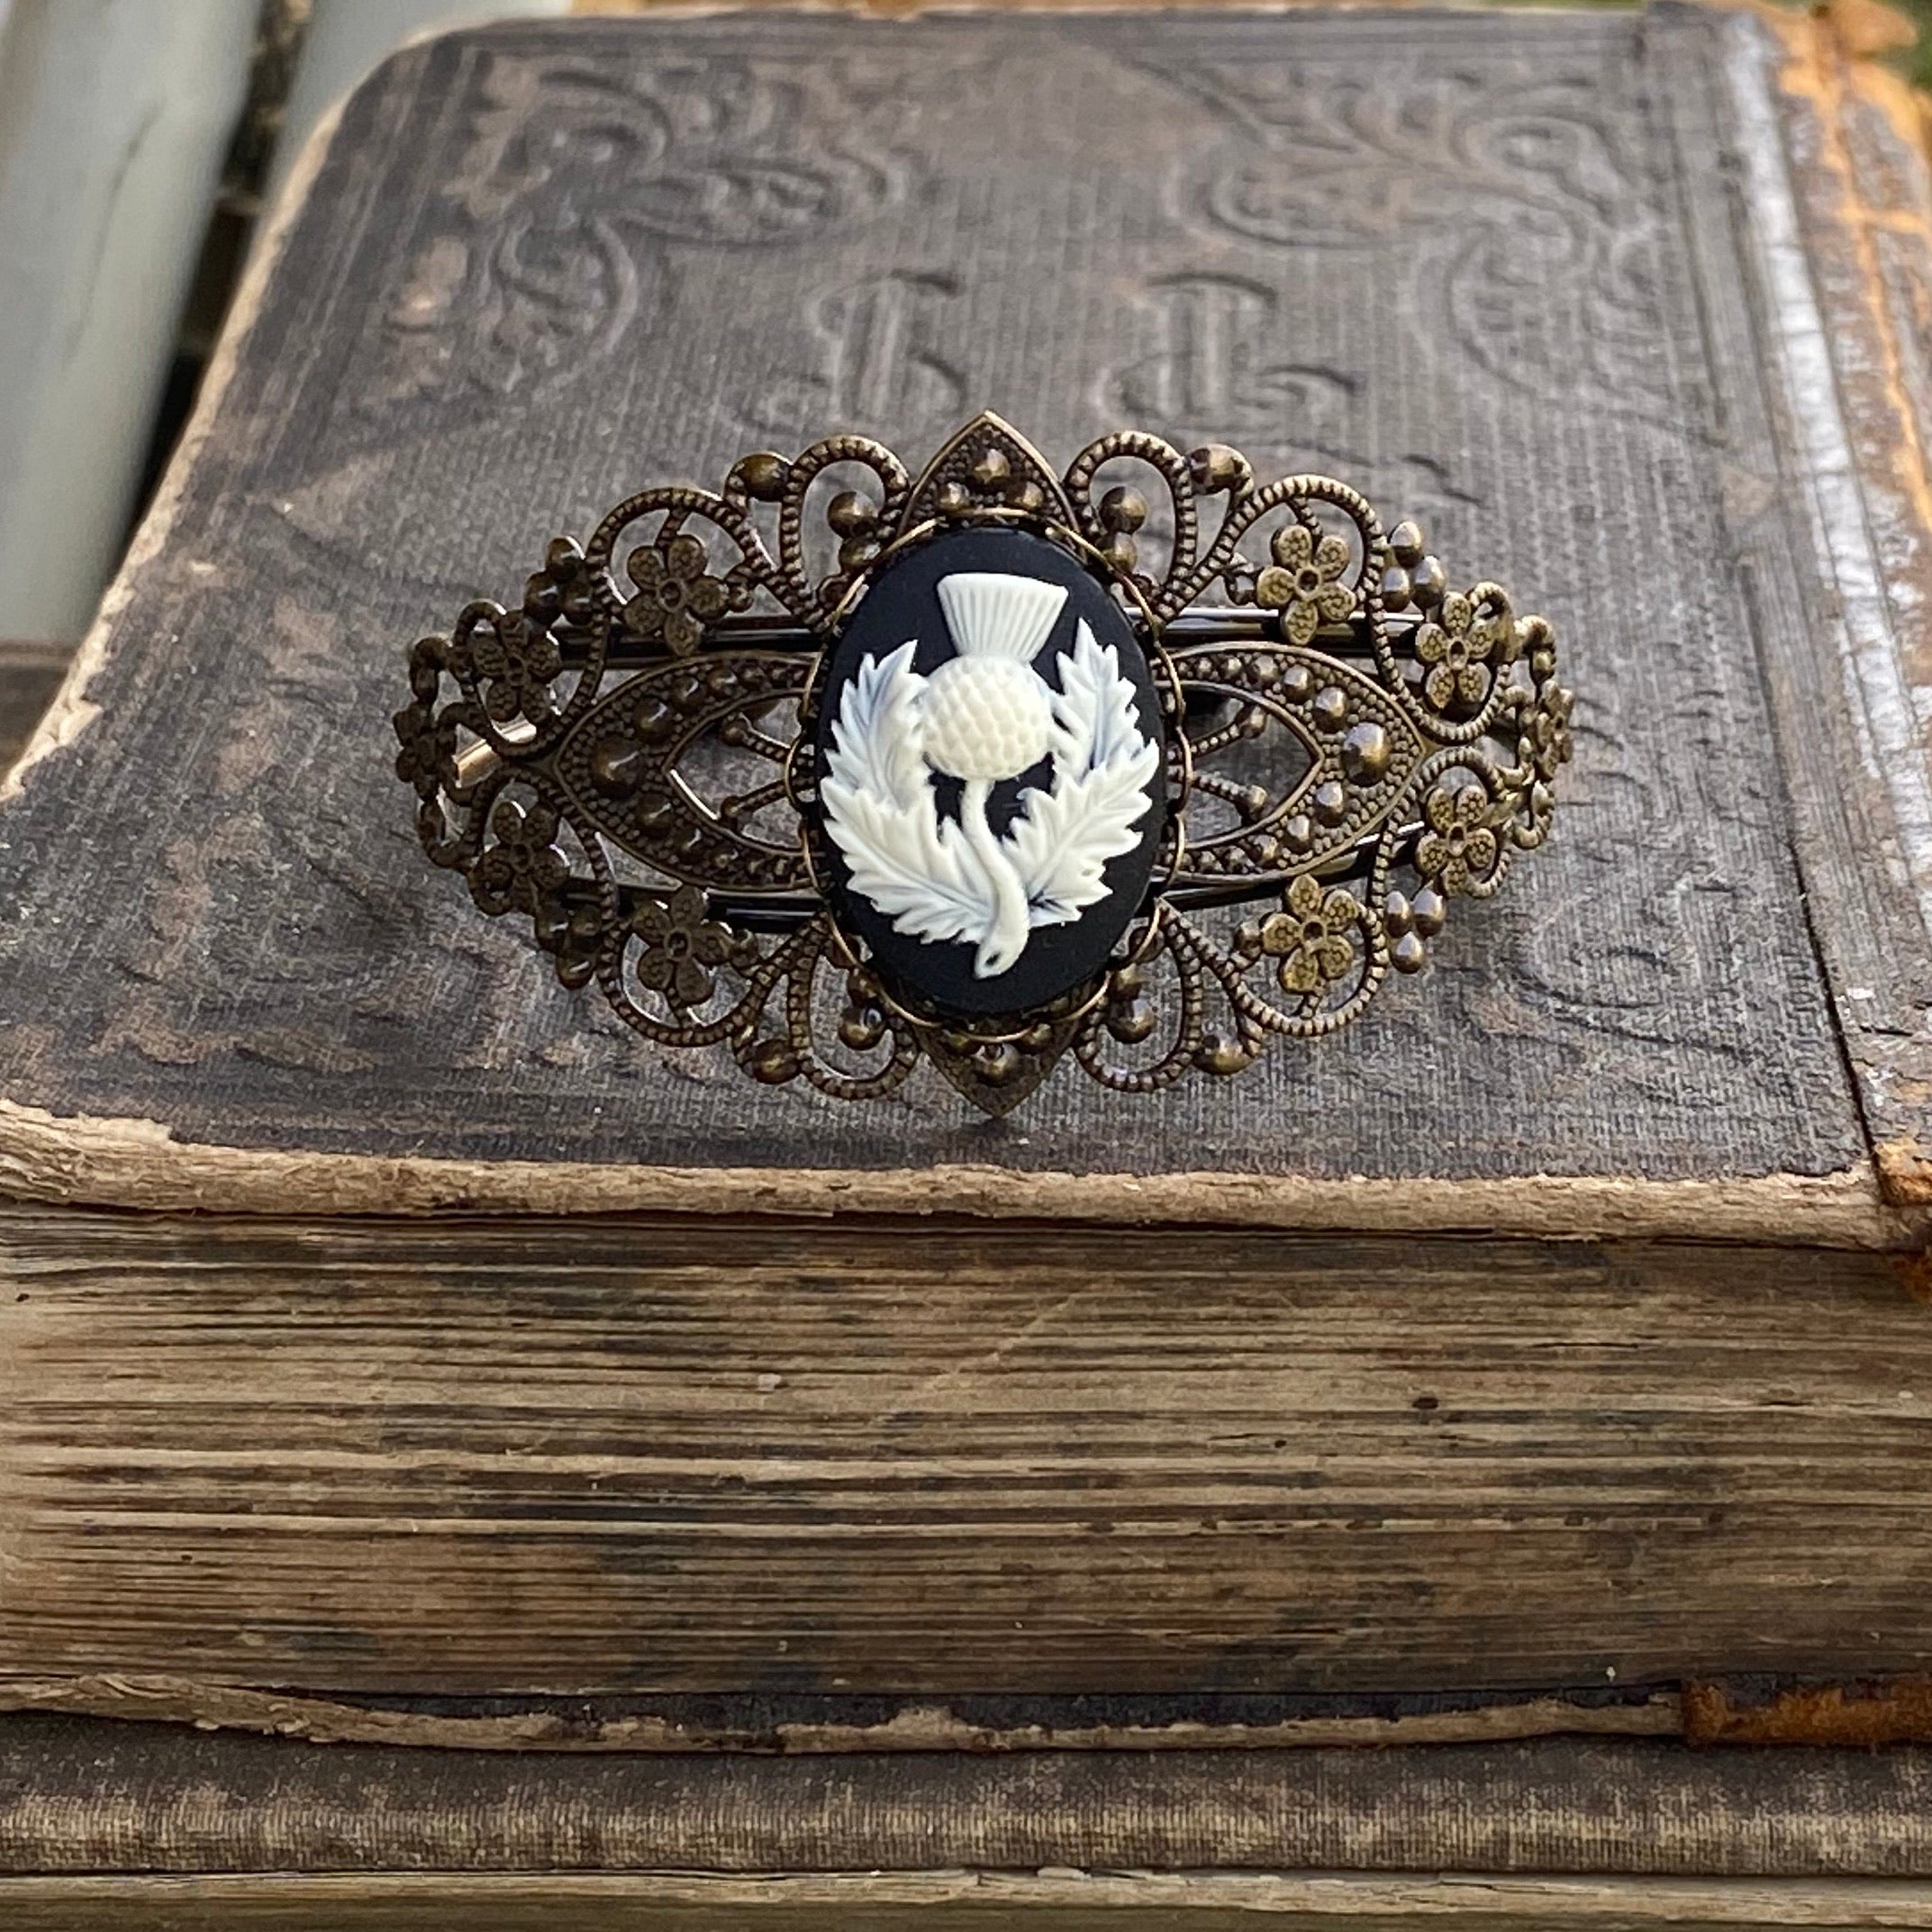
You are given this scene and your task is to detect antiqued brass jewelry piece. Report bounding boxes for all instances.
[396,413,1573,1113]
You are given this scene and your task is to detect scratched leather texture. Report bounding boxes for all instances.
[0,5,1877,1180]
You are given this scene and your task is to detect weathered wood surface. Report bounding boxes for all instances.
[0,5,1924,1232]
[3,1208,1929,1697]
[2,1715,1929,1878]
[10,1875,1932,1932]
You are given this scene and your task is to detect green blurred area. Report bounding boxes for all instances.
[1900,0,1932,85]
[1529,0,1932,94]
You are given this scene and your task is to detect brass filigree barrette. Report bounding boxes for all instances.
[395,413,1572,1113]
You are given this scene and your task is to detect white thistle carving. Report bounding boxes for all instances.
[821,571,1160,978]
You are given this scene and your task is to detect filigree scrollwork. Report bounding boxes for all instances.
[398,412,1572,1112]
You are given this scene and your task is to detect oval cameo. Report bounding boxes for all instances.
[814,526,1166,1017]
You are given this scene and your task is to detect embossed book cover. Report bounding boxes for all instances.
[1,5,1931,1725]
[1,3,1927,1231]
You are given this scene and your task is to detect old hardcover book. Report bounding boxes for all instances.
[2,0,1932,1815]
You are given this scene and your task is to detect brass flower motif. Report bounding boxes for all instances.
[471,797,568,916]
[624,533,729,654]
[1416,781,1499,894]
[1415,592,1501,714]
[1523,683,1575,782]
[392,701,456,797]
[1255,523,1355,646]
[469,612,562,724]
[633,883,734,1006]
[1260,873,1358,993]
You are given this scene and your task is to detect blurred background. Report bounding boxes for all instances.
[2,0,1929,770]
[0,0,579,765]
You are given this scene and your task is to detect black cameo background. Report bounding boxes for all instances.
[811,526,1167,1018]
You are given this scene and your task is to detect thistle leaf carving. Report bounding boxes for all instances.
[821,594,1159,976]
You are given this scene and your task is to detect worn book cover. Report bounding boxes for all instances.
[0,3,1927,1244]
